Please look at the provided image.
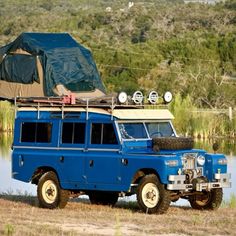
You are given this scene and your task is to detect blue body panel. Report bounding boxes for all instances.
[205,153,227,181]
[12,109,228,193]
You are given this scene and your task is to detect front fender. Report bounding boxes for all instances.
[120,154,181,190]
[205,153,228,181]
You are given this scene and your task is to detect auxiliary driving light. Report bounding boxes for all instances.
[148,91,158,104]
[117,91,128,104]
[132,91,143,104]
[163,91,173,103]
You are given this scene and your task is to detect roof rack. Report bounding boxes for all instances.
[13,91,171,111]
[13,94,145,117]
[13,93,170,120]
[13,94,146,109]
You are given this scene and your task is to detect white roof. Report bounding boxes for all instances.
[112,109,174,120]
[17,107,111,115]
[17,106,174,120]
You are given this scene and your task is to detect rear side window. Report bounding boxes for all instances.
[91,123,118,145]
[21,122,52,143]
[62,122,85,144]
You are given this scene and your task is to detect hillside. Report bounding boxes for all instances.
[0,0,236,108]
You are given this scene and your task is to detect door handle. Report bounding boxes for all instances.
[60,156,64,163]
[121,159,128,166]
[89,160,94,167]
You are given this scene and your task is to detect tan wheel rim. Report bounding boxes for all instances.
[42,180,58,204]
[142,183,159,208]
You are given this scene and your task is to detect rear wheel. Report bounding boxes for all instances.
[37,171,69,209]
[89,191,118,206]
[137,174,170,214]
[189,188,223,210]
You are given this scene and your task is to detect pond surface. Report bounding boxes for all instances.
[0,134,235,204]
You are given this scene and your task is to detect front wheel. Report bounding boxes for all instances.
[189,188,223,210]
[137,174,171,214]
[37,171,69,209]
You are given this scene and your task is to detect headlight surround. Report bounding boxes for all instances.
[197,155,205,166]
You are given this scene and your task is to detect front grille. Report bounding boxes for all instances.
[182,153,197,170]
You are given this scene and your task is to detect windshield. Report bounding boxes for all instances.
[146,122,174,138]
[118,123,148,139]
[118,122,175,140]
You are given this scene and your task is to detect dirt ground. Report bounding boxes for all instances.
[0,195,235,236]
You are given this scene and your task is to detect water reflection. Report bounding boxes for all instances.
[0,132,13,159]
[0,132,36,195]
[194,138,236,157]
[0,133,235,202]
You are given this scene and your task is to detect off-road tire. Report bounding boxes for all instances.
[153,137,194,151]
[89,191,118,206]
[189,188,223,210]
[137,174,170,214]
[37,171,69,209]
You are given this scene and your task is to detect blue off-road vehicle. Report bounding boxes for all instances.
[11,92,231,214]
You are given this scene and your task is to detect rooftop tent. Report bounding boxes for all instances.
[0,33,106,99]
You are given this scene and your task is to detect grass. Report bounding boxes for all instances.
[4,224,14,236]
[223,194,236,209]
[0,132,13,158]
[0,98,235,138]
[0,101,14,132]
[170,94,236,138]
[0,194,236,235]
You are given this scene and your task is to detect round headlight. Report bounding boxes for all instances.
[132,91,143,104]
[197,155,205,166]
[117,91,128,104]
[163,91,173,103]
[148,91,158,104]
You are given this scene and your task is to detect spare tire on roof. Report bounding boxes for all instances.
[153,137,194,151]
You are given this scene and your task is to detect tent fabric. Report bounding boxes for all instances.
[0,54,39,84]
[0,70,44,98]
[0,32,105,98]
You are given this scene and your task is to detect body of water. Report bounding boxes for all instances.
[0,134,235,204]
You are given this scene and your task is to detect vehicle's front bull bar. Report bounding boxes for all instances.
[167,173,231,191]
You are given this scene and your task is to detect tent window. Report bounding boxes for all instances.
[0,54,39,84]
[65,81,95,92]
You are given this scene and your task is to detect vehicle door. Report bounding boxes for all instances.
[85,121,121,186]
[59,121,86,184]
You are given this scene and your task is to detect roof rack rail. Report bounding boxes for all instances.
[13,91,170,111]
[13,93,170,120]
[13,93,145,110]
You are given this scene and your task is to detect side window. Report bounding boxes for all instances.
[103,123,118,144]
[21,122,52,143]
[91,123,118,145]
[62,122,85,144]
[91,123,102,144]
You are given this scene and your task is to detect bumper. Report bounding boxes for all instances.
[167,173,231,191]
